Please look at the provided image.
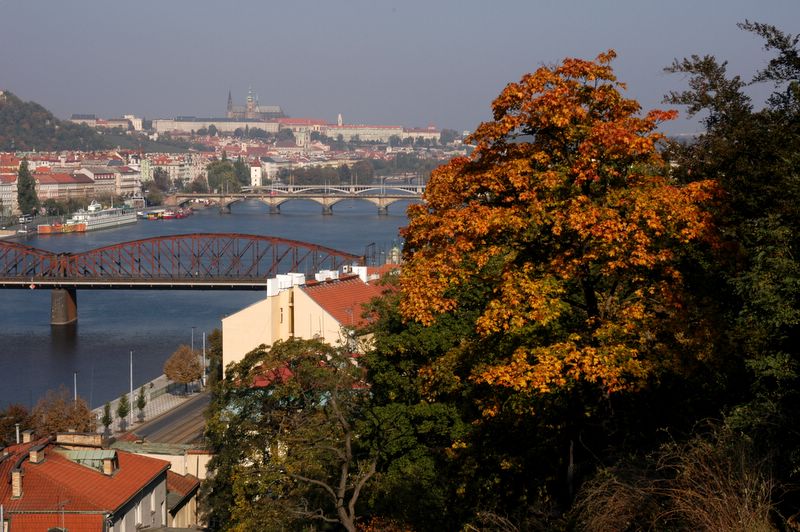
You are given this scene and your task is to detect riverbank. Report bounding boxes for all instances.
[92,373,203,436]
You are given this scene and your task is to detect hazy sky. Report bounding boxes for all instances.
[1,1,797,135]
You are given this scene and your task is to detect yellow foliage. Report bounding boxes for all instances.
[399,51,716,407]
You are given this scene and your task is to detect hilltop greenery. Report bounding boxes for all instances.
[0,91,108,151]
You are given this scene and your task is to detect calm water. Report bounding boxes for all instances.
[0,199,410,409]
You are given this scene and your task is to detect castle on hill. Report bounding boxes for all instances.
[226,88,284,120]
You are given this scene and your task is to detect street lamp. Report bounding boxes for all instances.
[129,350,134,427]
[202,331,207,387]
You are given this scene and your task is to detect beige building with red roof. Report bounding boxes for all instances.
[0,431,202,531]
[34,171,95,202]
[221,268,387,376]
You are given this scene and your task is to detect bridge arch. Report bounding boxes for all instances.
[1,234,363,324]
[0,233,362,285]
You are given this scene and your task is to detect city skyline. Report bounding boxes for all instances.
[1,0,798,135]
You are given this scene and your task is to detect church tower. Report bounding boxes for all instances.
[337,113,343,127]
[246,87,256,119]
[227,90,233,118]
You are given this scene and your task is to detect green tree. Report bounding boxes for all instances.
[439,128,460,145]
[352,160,374,184]
[208,124,218,137]
[16,159,38,215]
[146,188,163,206]
[116,393,130,430]
[186,176,208,193]
[136,386,147,421]
[205,328,223,387]
[277,128,295,142]
[164,344,202,394]
[233,156,250,186]
[206,160,239,193]
[152,167,171,192]
[337,163,351,184]
[203,339,381,531]
[663,22,800,493]
[101,402,113,435]
[41,198,67,216]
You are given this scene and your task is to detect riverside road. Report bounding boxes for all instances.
[132,391,211,445]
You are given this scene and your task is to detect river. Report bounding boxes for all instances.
[0,199,410,409]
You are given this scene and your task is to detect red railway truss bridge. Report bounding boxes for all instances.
[0,233,363,325]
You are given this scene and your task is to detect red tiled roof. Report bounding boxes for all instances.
[0,438,169,515]
[8,512,105,531]
[251,364,294,388]
[300,276,384,328]
[276,117,327,126]
[35,173,90,185]
[367,263,401,279]
[167,470,200,499]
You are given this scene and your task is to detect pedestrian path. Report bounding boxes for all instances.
[92,373,203,436]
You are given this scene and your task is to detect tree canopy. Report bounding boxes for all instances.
[30,386,95,436]
[164,344,203,391]
[17,159,38,215]
[204,339,379,531]
[401,50,715,402]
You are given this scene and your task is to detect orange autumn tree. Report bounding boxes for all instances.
[400,51,716,409]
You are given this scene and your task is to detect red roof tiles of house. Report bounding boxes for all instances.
[35,172,91,185]
[300,276,384,328]
[0,438,169,515]
[276,118,327,126]
[166,470,200,497]
[7,512,105,531]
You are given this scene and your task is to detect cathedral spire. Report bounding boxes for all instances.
[227,90,233,113]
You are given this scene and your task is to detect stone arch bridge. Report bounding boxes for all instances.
[167,184,425,214]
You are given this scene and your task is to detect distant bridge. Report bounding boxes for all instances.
[167,184,425,214]
[0,233,362,324]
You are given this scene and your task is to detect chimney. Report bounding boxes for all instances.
[21,430,34,444]
[11,468,22,498]
[28,444,46,464]
[56,432,102,448]
[102,452,118,476]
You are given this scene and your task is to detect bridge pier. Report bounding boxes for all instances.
[219,204,231,214]
[269,204,280,214]
[322,205,333,215]
[51,288,77,325]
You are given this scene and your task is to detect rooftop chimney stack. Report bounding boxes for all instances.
[102,453,118,476]
[11,469,22,498]
[28,444,45,464]
[21,430,34,444]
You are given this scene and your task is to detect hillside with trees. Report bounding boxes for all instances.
[202,22,800,531]
[0,91,108,151]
